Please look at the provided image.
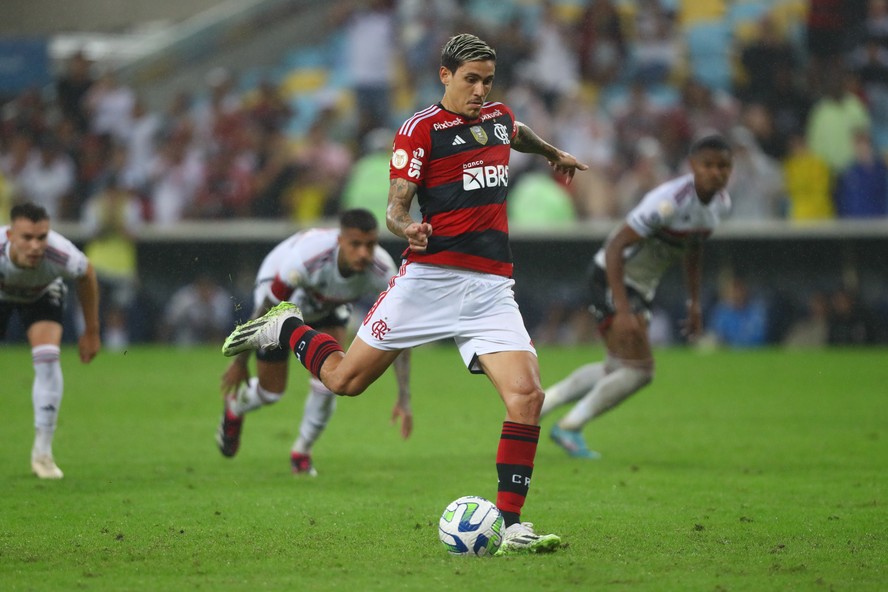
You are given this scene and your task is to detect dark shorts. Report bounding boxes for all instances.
[587,265,652,330]
[0,287,67,339]
[256,305,351,363]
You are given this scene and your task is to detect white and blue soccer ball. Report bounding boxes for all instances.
[438,495,504,556]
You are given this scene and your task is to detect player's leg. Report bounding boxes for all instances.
[26,319,65,479]
[233,357,288,413]
[480,350,561,555]
[223,265,432,396]
[542,264,609,422]
[290,324,347,475]
[540,362,606,417]
[217,353,287,458]
[551,314,654,458]
[223,301,398,396]
[559,352,653,428]
[456,272,558,548]
[289,376,331,476]
[314,337,402,395]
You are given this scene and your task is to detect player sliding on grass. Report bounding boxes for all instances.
[217,208,412,475]
[544,134,734,459]
[1,202,101,479]
[223,33,587,555]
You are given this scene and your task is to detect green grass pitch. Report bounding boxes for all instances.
[1,344,885,591]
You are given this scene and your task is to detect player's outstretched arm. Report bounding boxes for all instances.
[76,263,101,363]
[390,349,413,439]
[511,121,588,183]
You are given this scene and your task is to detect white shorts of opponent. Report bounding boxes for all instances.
[356,262,536,373]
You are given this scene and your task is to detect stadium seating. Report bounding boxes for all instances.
[683,19,734,91]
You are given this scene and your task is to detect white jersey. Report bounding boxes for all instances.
[0,227,89,303]
[256,228,397,323]
[593,174,731,301]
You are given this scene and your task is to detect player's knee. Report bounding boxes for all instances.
[324,373,368,397]
[528,385,546,411]
[506,384,545,418]
[623,359,655,390]
[606,354,655,385]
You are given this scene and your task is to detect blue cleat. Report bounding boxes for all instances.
[550,425,601,459]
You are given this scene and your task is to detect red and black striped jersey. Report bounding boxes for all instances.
[390,102,518,277]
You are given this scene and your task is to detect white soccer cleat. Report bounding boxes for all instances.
[495,522,561,556]
[31,453,64,479]
[222,302,303,357]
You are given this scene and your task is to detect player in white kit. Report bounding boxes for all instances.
[217,208,411,475]
[1,202,101,479]
[543,134,734,459]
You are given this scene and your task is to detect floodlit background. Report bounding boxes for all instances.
[1,0,886,349]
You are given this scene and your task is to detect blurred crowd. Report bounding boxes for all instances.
[1,0,887,229]
[1,0,887,347]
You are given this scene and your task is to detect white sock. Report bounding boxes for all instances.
[541,362,606,417]
[292,378,336,455]
[559,361,653,430]
[229,377,282,416]
[32,345,63,457]
[34,428,55,458]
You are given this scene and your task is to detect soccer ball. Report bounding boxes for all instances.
[438,495,504,556]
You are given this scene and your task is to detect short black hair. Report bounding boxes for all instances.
[10,202,50,223]
[441,33,496,73]
[339,208,378,233]
[690,134,732,155]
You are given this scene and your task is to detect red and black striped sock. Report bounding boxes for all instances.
[281,318,343,379]
[495,421,540,527]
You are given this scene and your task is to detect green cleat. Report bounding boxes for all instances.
[222,302,303,357]
[495,522,561,556]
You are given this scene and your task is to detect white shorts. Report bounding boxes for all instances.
[356,263,536,373]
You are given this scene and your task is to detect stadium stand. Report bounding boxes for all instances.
[1,0,886,346]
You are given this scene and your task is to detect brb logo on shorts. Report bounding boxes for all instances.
[463,161,509,191]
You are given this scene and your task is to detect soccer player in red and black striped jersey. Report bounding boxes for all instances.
[222,33,587,554]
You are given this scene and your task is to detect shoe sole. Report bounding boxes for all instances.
[495,535,561,556]
[31,465,64,479]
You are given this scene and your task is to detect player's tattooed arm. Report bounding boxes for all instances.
[512,121,588,182]
[386,178,418,239]
[511,122,559,160]
[387,177,432,252]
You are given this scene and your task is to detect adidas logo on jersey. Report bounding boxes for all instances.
[452,135,466,146]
